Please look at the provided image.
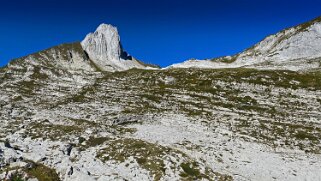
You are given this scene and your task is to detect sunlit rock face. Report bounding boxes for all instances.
[81,24,149,72]
[81,24,122,70]
[169,16,321,71]
[234,17,321,70]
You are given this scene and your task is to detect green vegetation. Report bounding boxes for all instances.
[30,66,49,80]
[26,121,83,141]
[8,171,24,181]
[24,161,60,181]
[235,118,321,153]
[295,131,318,141]
[96,138,227,180]
[179,161,234,180]
[2,161,60,181]
[211,56,237,64]
[98,68,321,153]
[85,136,109,147]
[180,162,201,178]
[136,60,161,68]
[298,16,321,31]
[97,138,169,180]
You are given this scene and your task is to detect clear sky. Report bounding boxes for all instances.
[0,0,321,67]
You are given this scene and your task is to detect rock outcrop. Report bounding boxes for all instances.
[81,24,154,71]
[81,24,123,64]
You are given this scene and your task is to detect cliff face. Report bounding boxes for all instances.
[82,24,122,63]
[81,24,123,71]
[81,24,153,71]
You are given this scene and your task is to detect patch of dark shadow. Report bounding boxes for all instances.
[83,50,90,60]
[120,48,133,60]
[4,139,12,148]
[69,51,73,59]
[65,144,73,156]
[112,115,144,125]
[13,145,23,152]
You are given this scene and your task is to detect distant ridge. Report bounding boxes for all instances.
[168,16,321,71]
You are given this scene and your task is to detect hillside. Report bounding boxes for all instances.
[1,19,321,180]
[169,16,321,71]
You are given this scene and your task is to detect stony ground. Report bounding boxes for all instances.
[0,62,321,180]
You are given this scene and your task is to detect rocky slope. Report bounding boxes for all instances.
[1,20,321,181]
[8,43,95,71]
[169,16,321,71]
[1,66,321,180]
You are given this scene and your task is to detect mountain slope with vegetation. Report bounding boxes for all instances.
[1,17,321,180]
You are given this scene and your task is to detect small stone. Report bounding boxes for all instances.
[4,140,11,148]
[25,162,35,169]
[66,144,73,156]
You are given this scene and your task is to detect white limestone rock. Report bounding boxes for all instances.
[81,24,152,72]
[168,16,321,71]
[235,17,321,70]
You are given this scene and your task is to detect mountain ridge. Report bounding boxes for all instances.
[1,18,321,181]
[4,16,321,72]
[168,15,321,71]
[6,24,156,73]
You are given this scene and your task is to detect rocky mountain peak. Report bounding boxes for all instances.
[81,23,151,71]
[96,23,118,33]
[81,24,123,70]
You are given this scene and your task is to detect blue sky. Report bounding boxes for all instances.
[0,0,321,67]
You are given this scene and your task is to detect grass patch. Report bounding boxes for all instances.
[97,138,168,180]
[24,161,60,181]
[96,138,230,180]
[85,136,109,147]
[26,121,83,141]
[180,162,201,178]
